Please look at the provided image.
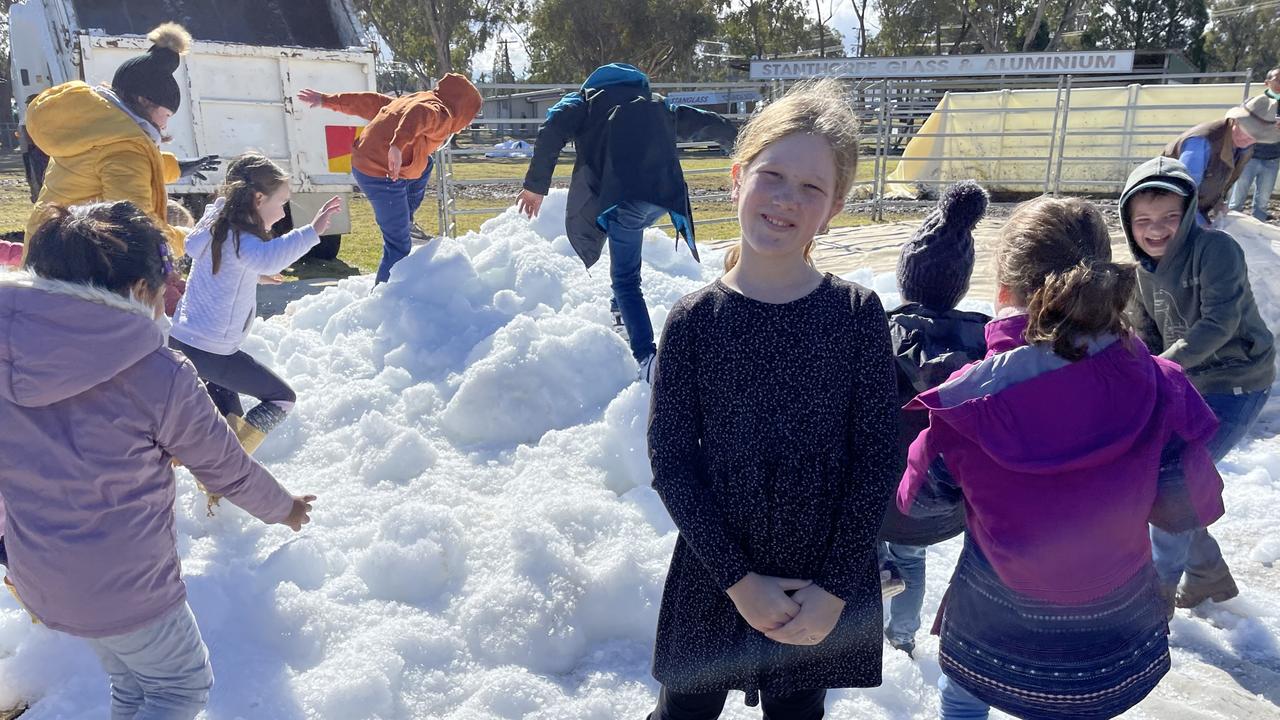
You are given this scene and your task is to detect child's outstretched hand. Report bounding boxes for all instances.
[726,572,812,634]
[311,196,343,236]
[516,189,544,219]
[282,494,316,531]
[764,583,845,646]
[297,88,324,109]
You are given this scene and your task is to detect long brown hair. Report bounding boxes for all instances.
[996,196,1135,361]
[211,152,289,274]
[724,78,860,272]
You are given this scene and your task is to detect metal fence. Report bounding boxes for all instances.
[432,70,1255,235]
[433,82,771,238]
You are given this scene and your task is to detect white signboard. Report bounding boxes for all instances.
[665,90,763,106]
[750,51,1136,80]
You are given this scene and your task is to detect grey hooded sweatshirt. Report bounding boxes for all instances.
[1120,156,1275,395]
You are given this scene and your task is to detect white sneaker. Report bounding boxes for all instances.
[637,354,656,384]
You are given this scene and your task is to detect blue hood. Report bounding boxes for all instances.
[582,64,650,93]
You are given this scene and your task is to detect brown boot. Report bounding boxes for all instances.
[226,413,268,455]
[201,415,268,516]
[1175,571,1239,609]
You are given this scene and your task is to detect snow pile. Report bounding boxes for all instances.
[2,193,1279,719]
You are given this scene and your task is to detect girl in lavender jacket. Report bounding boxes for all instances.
[899,197,1225,720]
[170,151,342,458]
[0,201,314,719]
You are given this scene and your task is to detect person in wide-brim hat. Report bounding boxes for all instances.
[1226,94,1280,145]
[1163,93,1280,224]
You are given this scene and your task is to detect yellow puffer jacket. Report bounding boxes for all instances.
[24,82,184,255]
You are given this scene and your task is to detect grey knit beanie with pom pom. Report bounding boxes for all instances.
[896,180,989,310]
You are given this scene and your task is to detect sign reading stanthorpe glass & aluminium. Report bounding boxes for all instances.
[750,51,1136,80]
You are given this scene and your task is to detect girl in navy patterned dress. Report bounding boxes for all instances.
[646,79,899,720]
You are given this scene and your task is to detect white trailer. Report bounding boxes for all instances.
[8,0,378,256]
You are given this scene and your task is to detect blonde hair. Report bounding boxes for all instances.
[166,198,195,228]
[997,196,1135,361]
[724,78,860,272]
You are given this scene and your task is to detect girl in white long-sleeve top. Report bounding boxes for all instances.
[170,151,341,455]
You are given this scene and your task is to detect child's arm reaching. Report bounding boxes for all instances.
[156,357,307,528]
[238,197,343,276]
[1149,367,1224,533]
[1127,295,1165,355]
[517,92,588,218]
[1161,238,1250,370]
[298,88,392,121]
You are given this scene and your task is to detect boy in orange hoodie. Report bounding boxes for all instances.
[299,74,483,284]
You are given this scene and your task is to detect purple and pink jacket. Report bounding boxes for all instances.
[898,313,1224,718]
[900,313,1223,601]
[0,272,294,638]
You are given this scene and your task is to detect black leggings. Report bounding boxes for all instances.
[169,338,295,433]
[649,686,826,720]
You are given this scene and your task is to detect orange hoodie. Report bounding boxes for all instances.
[320,73,482,180]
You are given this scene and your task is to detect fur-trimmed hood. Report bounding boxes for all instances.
[0,271,163,407]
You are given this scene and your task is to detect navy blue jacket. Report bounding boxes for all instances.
[522,64,738,268]
[879,302,989,547]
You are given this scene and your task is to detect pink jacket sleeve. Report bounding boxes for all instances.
[0,241,22,269]
[1149,364,1224,532]
[897,402,966,516]
[155,357,294,524]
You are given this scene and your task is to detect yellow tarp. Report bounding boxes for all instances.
[885,83,1254,196]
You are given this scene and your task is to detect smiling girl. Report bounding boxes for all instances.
[170,152,341,460]
[646,80,899,719]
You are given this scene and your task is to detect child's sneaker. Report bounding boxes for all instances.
[610,299,629,340]
[637,353,656,384]
[888,637,915,659]
[880,568,906,599]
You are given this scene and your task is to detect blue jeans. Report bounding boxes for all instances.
[83,602,214,720]
[1151,388,1269,587]
[1228,157,1280,222]
[606,201,667,362]
[939,674,989,719]
[354,161,432,284]
[884,542,927,647]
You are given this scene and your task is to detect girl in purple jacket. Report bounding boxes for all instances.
[0,202,315,720]
[899,197,1225,720]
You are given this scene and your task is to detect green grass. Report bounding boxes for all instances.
[0,151,903,282]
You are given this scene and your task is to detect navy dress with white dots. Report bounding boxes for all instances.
[648,273,899,705]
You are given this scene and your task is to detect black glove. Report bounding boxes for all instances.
[178,155,221,181]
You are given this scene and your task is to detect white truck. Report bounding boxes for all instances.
[7,0,379,258]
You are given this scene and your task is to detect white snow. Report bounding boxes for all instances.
[2,198,1279,718]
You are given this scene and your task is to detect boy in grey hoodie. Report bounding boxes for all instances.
[1120,156,1275,611]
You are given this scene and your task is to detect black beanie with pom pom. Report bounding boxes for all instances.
[896,180,989,310]
[112,22,191,113]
